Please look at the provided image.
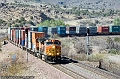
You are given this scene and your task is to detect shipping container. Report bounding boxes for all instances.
[57,26,66,35]
[66,27,76,35]
[28,41,32,49]
[32,44,36,51]
[15,38,19,44]
[78,27,87,35]
[19,30,21,38]
[97,26,110,34]
[38,26,48,32]
[25,36,28,47]
[48,27,57,35]
[11,30,12,40]
[89,26,97,35]
[19,38,21,45]
[21,30,25,40]
[57,30,66,35]
[21,40,25,46]
[110,26,120,33]
[15,30,19,38]
[32,32,45,44]
[30,27,38,31]
[28,31,32,42]
[8,27,11,34]
[57,26,66,31]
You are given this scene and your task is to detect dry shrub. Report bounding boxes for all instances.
[70,54,87,61]
[1,51,27,76]
[88,54,104,62]
[101,59,120,75]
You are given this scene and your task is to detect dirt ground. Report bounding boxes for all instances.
[0,41,74,79]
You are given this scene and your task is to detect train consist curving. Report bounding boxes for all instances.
[8,26,62,62]
[7,25,120,61]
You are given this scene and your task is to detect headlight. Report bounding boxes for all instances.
[52,46,55,48]
[57,53,60,55]
[49,53,51,55]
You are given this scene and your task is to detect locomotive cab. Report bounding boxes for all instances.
[44,39,61,61]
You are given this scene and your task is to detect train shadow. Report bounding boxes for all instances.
[50,56,78,65]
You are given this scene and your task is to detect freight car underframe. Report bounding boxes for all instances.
[9,39,61,62]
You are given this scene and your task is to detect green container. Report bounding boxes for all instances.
[110,26,120,33]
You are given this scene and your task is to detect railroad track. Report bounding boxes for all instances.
[8,40,120,79]
[52,62,120,79]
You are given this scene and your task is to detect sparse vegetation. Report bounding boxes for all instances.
[37,19,69,27]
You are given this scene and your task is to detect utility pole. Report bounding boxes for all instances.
[86,28,89,61]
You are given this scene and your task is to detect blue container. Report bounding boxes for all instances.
[15,30,19,38]
[69,31,76,34]
[89,27,97,35]
[28,31,32,42]
[57,26,66,31]
[110,26,120,33]
[58,30,66,35]
[79,27,87,35]
[38,26,48,32]
[30,27,38,31]
[57,26,66,35]
[21,40,25,46]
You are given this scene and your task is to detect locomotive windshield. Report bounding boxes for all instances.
[46,42,53,45]
[54,42,61,45]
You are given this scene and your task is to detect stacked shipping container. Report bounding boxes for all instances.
[66,27,76,35]
[21,30,25,46]
[97,26,110,34]
[31,32,45,51]
[109,26,120,34]
[57,26,66,36]
[38,27,48,37]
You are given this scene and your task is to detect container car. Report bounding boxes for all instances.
[88,26,97,35]
[78,27,87,36]
[57,26,66,36]
[97,26,110,34]
[109,25,120,34]
[38,26,48,37]
[66,26,76,35]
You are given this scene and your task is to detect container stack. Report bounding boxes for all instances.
[32,32,45,51]
[21,30,25,46]
[15,30,19,44]
[109,25,120,34]
[28,31,32,49]
[38,26,48,37]
[79,27,87,35]
[98,26,109,34]
[57,26,66,36]
[66,26,76,35]
[30,27,38,31]
[89,26,97,35]
[48,27,57,35]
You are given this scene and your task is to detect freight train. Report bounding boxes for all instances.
[8,25,120,37]
[8,27,61,62]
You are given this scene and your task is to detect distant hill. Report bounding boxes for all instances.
[0,0,120,10]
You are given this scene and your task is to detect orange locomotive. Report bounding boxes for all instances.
[35,38,61,61]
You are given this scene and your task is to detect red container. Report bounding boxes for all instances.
[12,29,15,37]
[98,26,109,34]
[21,30,25,40]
